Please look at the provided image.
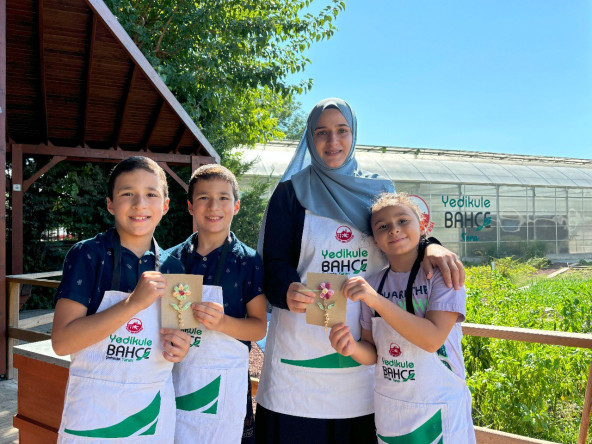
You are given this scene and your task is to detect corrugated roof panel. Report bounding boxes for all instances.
[359,154,427,182]
[240,143,592,188]
[436,160,494,184]
[408,158,461,183]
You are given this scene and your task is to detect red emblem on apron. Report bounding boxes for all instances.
[335,225,354,243]
[126,318,143,334]
[389,343,401,357]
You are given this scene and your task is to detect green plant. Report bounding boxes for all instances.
[464,263,592,442]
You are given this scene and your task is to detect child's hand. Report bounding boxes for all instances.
[286,282,315,313]
[192,302,224,331]
[329,323,357,356]
[129,271,166,310]
[161,328,191,362]
[342,277,380,308]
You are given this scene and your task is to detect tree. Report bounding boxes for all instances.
[17,0,345,300]
[277,100,308,140]
[102,0,345,250]
[104,0,345,154]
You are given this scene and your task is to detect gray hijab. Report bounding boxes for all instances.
[284,98,395,233]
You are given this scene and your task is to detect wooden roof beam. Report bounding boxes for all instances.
[114,64,136,149]
[158,161,188,193]
[14,143,216,166]
[23,156,67,192]
[38,0,48,144]
[173,126,187,154]
[85,0,219,162]
[143,98,164,151]
[81,13,97,147]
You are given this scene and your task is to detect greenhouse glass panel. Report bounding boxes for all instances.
[411,159,460,183]
[499,186,527,197]
[395,182,420,195]
[555,189,567,213]
[473,163,516,184]
[463,184,497,196]
[440,161,492,184]
[464,241,496,258]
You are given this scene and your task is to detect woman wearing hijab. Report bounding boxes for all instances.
[255,98,464,443]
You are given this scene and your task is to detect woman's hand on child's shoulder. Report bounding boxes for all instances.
[128,271,167,310]
[192,302,225,331]
[160,328,191,362]
[342,277,380,308]
[329,323,356,356]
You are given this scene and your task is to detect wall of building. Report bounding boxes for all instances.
[396,182,592,260]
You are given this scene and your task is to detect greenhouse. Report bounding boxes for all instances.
[240,141,592,260]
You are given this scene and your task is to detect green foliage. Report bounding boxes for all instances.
[479,240,549,261]
[104,0,344,153]
[18,0,342,307]
[464,261,592,442]
[277,100,308,140]
[232,176,272,249]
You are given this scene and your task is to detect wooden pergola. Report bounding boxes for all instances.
[0,0,220,376]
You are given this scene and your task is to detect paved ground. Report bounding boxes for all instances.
[0,342,264,444]
[0,379,18,444]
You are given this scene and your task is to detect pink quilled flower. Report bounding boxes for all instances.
[318,282,334,300]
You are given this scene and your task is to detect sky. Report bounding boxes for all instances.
[291,1,592,159]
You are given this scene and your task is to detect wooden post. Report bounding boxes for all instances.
[0,0,7,377]
[578,361,592,444]
[11,143,23,274]
[7,281,21,379]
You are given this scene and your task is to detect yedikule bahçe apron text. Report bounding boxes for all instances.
[58,236,175,443]
[173,238,249,444]
[371,247,475,444]
[257,211,388,419]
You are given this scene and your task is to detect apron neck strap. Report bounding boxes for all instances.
[185,234,232,287]
[212,236,232,287]
[111,230,160,291]
[374,238,426,317]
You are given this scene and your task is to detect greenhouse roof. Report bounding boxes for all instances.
[239,142,592,188]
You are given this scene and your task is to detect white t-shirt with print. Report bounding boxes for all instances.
[360,267,468,380]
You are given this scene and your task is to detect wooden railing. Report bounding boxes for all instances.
[6,272,61,379]
[463,323,592,444]
[5,273,592,443]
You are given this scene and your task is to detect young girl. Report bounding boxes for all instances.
[330,193,475,443]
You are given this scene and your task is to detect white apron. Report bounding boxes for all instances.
[372,318,475,444]
[58,291,174,443]
[58,236,174,443]
[257,211,388,418]
[173,286,249,444]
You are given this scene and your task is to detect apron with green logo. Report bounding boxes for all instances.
[58,237,175,443]
[371,263,475,444]
[257,211,387,418]
[173,237,250,444]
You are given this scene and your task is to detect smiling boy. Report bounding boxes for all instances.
[52,156,190,442]
[167,163,266,443]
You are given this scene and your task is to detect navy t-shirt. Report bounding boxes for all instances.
[166,232,264,320]
[55,228,184,315]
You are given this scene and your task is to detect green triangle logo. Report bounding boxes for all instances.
[377,409,442,444]
[64,391,161,438]
[175,375,221,414]
[281,352,361,368]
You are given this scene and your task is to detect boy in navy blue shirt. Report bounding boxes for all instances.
[52,157,190,442]
[167,164,266,443]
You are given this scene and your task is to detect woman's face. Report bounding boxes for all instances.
[312,108,352,168]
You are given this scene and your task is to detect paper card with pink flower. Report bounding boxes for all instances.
[161,274,203,329]
[305,272,347,330]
